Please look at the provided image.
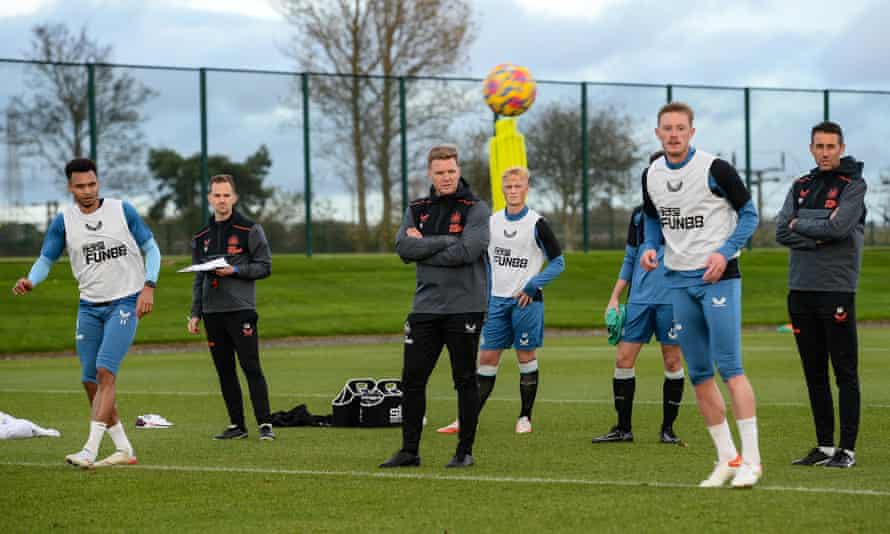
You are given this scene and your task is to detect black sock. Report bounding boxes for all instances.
[613,377,635,432]
[478,373,497,413]
[519,370,538,419]
[662,376,684,430]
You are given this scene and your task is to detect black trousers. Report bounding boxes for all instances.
[204,310,271,428]
[401,312,484,456]
[788,291,860,451]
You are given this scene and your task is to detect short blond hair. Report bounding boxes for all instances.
[427,143,459,167]
[657,102,694,126]
[502,166,529,182]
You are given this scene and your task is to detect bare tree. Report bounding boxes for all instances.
[278,0,476,250]
[525,103,640,249]
[6,24,155,194]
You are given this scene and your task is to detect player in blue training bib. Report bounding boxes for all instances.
[12,158,161,469]
[641,103,762,488]
[591,197,686,446]
[437,166,564,435]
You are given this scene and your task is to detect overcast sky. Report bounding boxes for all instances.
[1,0,887,87]
[1,0,888,222]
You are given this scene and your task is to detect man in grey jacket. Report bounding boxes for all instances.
[188,174,275,441]
[776,121,866,469]
[380,144,490,469]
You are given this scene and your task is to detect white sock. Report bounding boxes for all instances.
[707,420,738,462]
[736,417,761,466]
[614,367,635,379]
[477,364,499,377]
[819,446,836,457]
[518,360,538,374]
[107,422,134,455]
[83,421,107,459]
[664,368,684,380]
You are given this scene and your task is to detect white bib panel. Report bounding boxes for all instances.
[646,151,739,271]
[488,208,545,298]
[62,198,145,302]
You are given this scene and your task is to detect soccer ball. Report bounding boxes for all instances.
[483,64,537,117]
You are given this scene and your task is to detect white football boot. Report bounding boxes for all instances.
[515,416,533,434]
[437,420,460,434]
[699,455,742,487]
[731,462,763,488]
[65,449,95,469]
[94,450,138,467]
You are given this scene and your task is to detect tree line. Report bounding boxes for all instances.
[2,4,643,254]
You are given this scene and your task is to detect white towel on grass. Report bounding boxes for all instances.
[0,411,61,440]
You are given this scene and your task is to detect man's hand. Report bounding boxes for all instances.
[214,266,236,277]
[640,249,658,272]
[187,316,201,334]
[789,218,797,230]
[136,286,154,318]
[605,297,619,318]
[12,278,33,296]
[702,252,727,283]
[406,227,423,239]
[514,290,532,308]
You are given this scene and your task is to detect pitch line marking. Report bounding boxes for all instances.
[2,388,890,409]
[2,461,889,497]
[548,346,890,353]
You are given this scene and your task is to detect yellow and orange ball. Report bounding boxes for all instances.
[483,63,537,117]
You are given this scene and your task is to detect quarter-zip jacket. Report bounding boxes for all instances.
[775,156,866,293]
[190,210,272,316]
[396,178,490,314]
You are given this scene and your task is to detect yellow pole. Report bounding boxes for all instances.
[488,117,527,212]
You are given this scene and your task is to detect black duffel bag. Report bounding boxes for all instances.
[331,377,402,427]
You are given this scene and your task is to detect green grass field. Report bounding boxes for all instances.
[3,248,890,353]
[2,330,889,532]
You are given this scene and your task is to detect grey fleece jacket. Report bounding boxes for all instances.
[190,211,272,316]
[775,156,866,293]
[396,182,490,314]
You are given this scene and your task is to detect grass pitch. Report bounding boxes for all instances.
[2,330,889,532]
[3,248,890,353]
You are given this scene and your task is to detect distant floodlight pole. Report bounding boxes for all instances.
[823,89,830,121]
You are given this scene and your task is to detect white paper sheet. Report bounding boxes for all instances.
[176,257,230,273]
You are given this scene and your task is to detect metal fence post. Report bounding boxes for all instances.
[581,82,589,252]
[666,83,673,103]
[824,89,830,121]
[199,68,208,222]
[302,72,312,257]
[744,87,752,250]
[87,63,97,162]
[399,76,408,215]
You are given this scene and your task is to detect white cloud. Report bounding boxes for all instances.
[0,0,55,18]
[677,1,865,36]
[177,0,282,21]
[513,0,627,20]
